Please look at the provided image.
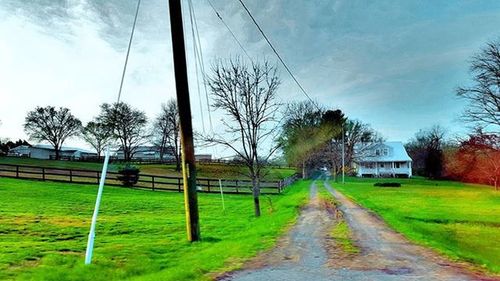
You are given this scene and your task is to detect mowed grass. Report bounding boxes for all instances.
[332,177,500,273]
[0,178,310,280]
[0,157,296,180]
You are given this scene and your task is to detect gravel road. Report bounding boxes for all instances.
[220,181,494,281]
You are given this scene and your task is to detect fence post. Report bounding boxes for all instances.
[69,170,73,183]
[42,168,45,181]
[97,172,100,184]
[178,178,181,192]
[16,165,19,178]
[235,180,239,193]
[152,176,155,191]
[207,179,211,193]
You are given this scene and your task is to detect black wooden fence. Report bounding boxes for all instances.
[0,163,298,195]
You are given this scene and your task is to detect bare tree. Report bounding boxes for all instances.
[152,99,181,170]
[406,125,447,178]
[457,40,500,131]
[24,106,81,160]
[98,102,148,162]
[204,58,281,217]
[345,120,383,166]
[81,120,112,157]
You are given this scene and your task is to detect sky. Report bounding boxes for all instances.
[1,0,499,155]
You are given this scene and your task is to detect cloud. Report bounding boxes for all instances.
[1,0,499,153]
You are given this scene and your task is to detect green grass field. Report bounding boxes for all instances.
[332,177,500,273]
[0,157,296,181]
[0,177,309,280]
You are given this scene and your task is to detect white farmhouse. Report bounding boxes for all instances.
[354,141,412,178]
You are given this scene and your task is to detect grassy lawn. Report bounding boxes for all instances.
[0,178,309,280]
[331,177,500,273]
[0,157,296,181]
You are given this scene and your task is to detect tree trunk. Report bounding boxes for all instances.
[252,176,261,217]
[302,160,306,179]
[55,145,60,160]
[175,153,181,171]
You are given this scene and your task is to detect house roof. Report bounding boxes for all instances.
[356,141,412,162]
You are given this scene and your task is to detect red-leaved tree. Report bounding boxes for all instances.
[445,131,500,190]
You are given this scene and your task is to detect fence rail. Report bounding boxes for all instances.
[0,163,298,195]
[44,155,293,169]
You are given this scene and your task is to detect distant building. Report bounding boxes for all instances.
[354,141,412,178]
[195,154,212,161]
[115,146,175,160]
[8,144,97,160]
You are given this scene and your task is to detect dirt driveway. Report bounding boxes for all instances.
[219,181,495,281]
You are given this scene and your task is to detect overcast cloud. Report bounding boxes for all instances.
[1,0,500,153]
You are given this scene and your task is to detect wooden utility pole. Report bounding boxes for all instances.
[168,0,201,241]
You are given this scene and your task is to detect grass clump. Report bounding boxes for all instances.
[373,182,401,187]
[331,221,359,254]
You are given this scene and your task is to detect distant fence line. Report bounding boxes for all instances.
[0,163,298,195]
[47,155,293,169]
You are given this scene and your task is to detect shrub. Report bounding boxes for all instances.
[117,165,140,187]
[374,182,401,187]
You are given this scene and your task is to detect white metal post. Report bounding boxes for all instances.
[219,179,225,211]
[342,126,345,184]
[85,147,111,265]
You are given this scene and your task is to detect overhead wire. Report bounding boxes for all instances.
[237,0,320,110]
[206,0,252,62]
[187,0,206,133]
[189,0,213,132]
[188,0,213,132]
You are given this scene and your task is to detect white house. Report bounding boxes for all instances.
[8,144,97,160]
[354,141,412,178]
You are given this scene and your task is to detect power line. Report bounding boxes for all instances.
[206,0,252,62]
[189,0,213,132]
[237,0,318,109]
[187,0,206,132]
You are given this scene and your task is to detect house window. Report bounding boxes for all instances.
[375,149,380,156]
[383,149,388,156]
[380,163,384,168]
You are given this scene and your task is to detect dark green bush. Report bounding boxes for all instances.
[374,182,401,187]
[117,165,140,187]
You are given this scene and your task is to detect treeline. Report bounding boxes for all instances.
[279,101,382,179]
[5,100,182,170]
[405,40,499,190]
[406,126,499,190]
